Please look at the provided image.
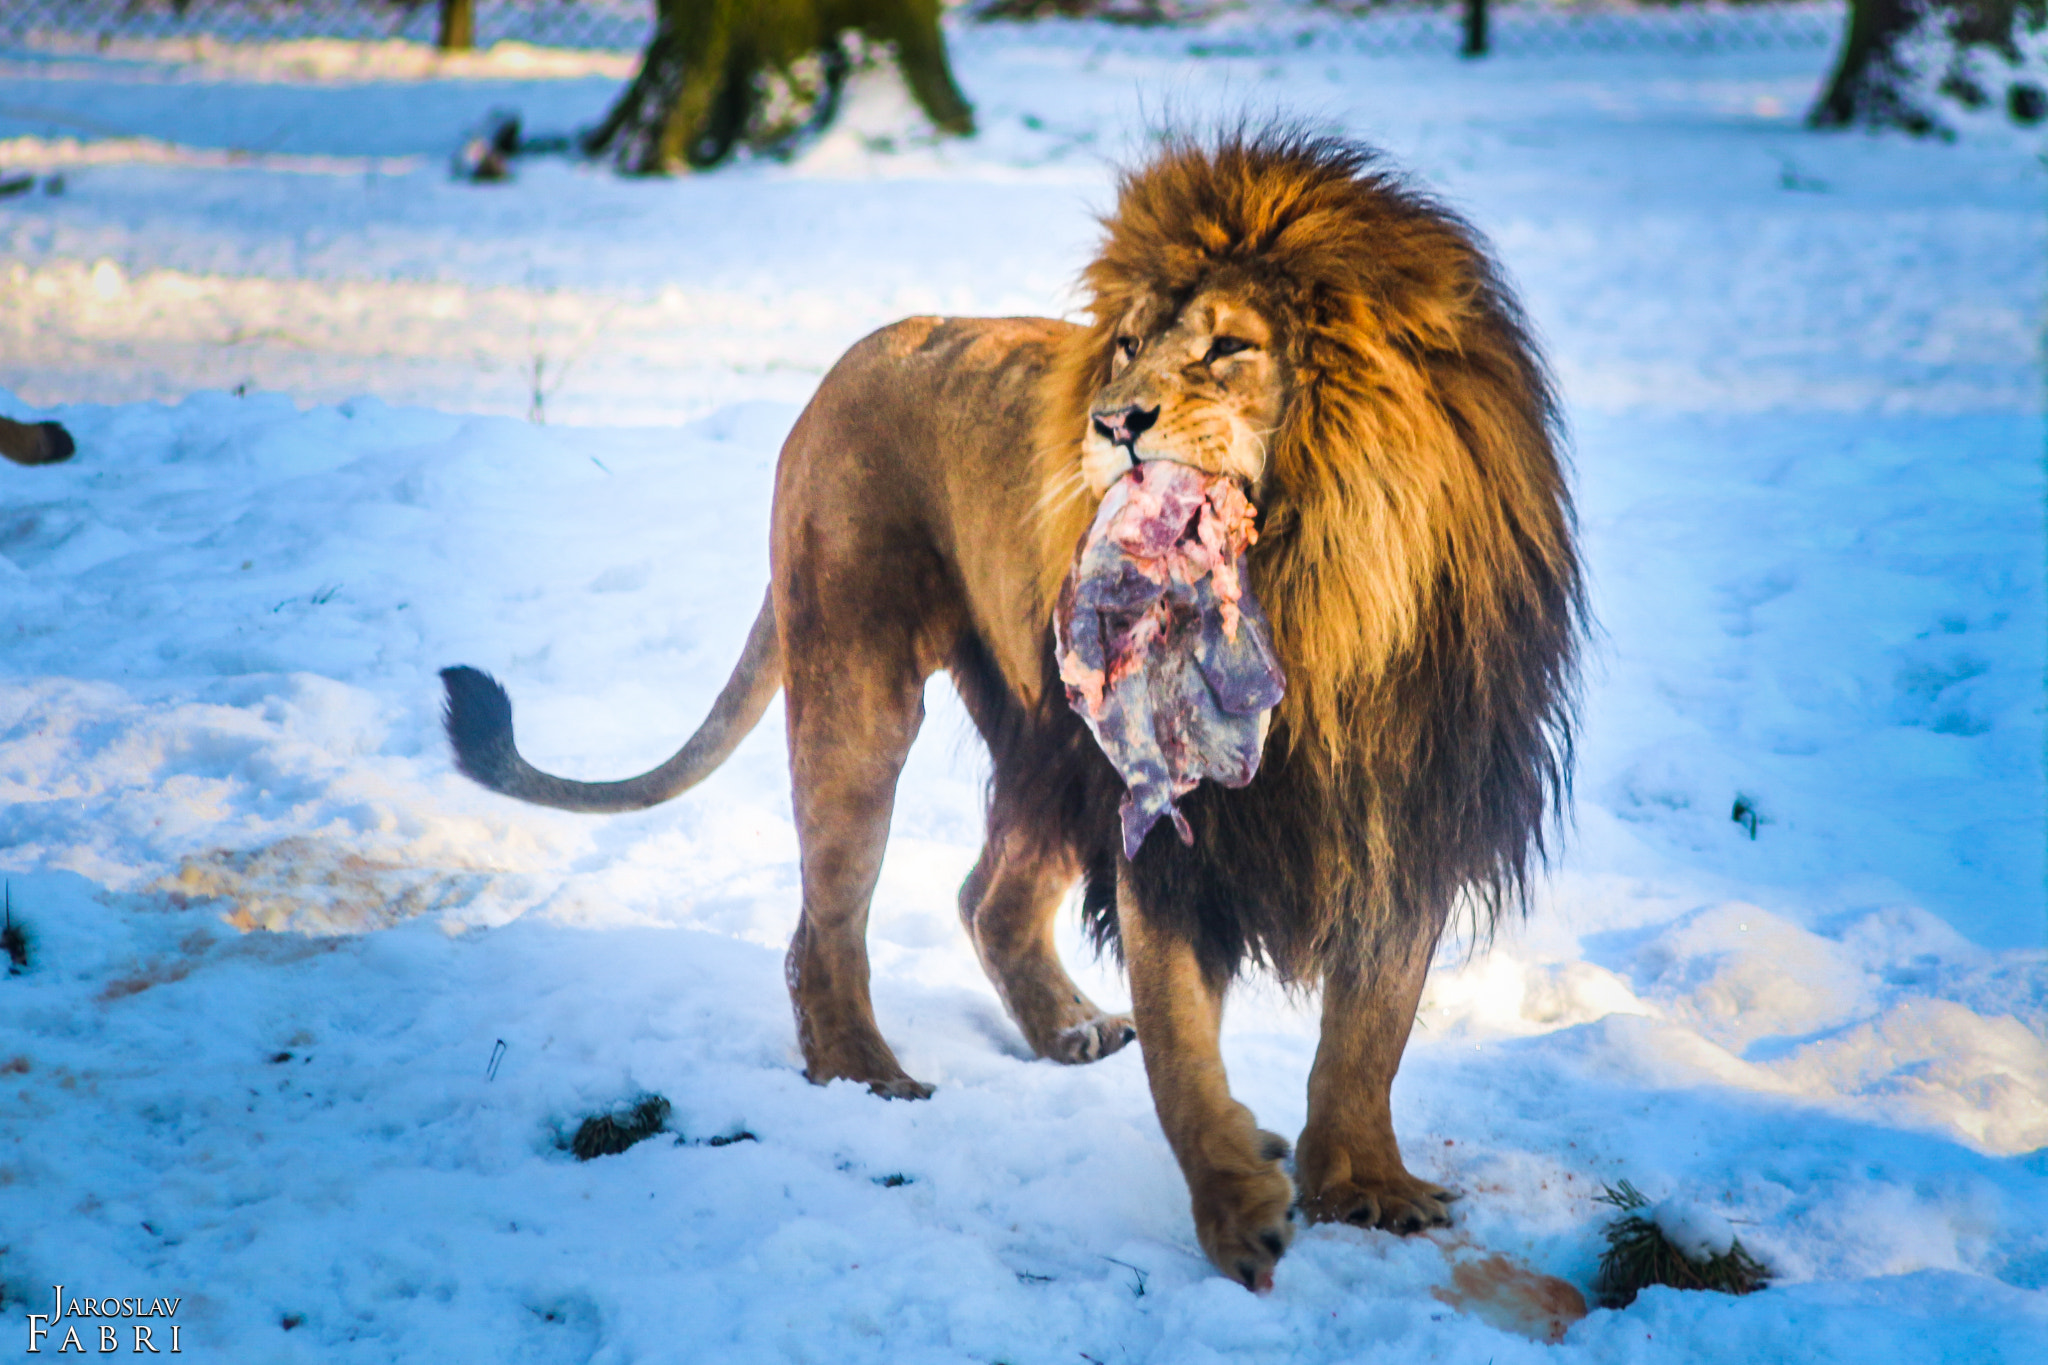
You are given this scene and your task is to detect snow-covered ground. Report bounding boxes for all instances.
[2,10,2044,1362]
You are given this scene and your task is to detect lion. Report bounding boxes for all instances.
[441,130,1583,1291]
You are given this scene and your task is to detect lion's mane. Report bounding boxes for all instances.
[967,130,1583,985]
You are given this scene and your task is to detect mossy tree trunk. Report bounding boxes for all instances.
[1811,0,2045,133]
[584,0,974,174]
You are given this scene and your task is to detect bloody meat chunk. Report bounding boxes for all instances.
[1056,460,1285,858]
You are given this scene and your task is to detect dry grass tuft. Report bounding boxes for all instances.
[3,884,30,975]
[568,1093,672,1162]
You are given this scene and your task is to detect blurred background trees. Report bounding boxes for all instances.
[584,0,974,173]
[11,0,2041,152]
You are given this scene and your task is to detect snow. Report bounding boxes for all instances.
[1652,1200,1738,1264]
[2,8,2044,1362]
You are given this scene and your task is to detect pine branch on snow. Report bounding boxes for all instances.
[1594,1181,1771,1309]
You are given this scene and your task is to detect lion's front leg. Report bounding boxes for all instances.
[1119,869,1294,1290]
[1294,939,1458,1233]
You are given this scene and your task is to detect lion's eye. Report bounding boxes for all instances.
[1205,336,1253,364]
[1114,336,1140,362]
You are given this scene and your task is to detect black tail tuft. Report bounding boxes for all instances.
[440,665,518,789]
[37,422,75,464]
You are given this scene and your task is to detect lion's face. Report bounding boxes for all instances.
[1078,287,1284,499]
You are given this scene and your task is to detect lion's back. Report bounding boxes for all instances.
[771,312,1084,703]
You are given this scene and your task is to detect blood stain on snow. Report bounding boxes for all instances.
[1430,1252,1589,1344]
[98,957,198,1002]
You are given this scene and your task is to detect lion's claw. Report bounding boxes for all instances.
[1192,1127,1297,1291]
[1301,1175,1458,1233]
[1048,1013,1138,1065]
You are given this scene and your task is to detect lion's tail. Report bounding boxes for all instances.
[0,415,75,466]
[439,589,782,814]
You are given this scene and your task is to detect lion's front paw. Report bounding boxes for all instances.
[1048,1013,1137,1065]
[1191,1127,1297,1291]
[1298,1171,1459,1234]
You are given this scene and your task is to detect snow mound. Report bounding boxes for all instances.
[1653,1200,1738,1264]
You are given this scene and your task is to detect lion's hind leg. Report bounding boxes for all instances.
[958,836,1135,1065]
[1294,933,1460,1233]
[781,593,938,1101]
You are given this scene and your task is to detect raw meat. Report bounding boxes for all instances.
[1056,460,1286,858]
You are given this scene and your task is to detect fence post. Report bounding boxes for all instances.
[1460,0,1489,57]
[438,0,475,51]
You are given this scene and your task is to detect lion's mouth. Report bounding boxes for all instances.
[1055,460,1286,858]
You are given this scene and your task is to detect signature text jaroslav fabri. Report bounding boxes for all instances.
[27,1285,183,1354]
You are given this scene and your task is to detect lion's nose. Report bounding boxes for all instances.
[1091,404,1159,451]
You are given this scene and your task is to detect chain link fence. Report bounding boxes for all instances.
[0,1,653,50]
[0,0,1842,59]
[1187,2,1843,56]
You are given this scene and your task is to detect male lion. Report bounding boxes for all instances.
[442,131,1582,1290]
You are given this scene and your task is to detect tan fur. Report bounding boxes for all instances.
[1118,866,1296,1290]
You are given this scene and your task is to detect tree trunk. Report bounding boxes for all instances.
[1460,0,1489,58]
[585,0,974,175]
[1810,0,2046,132]
[437,0,476,52]
[862,0,976,138]
[1810,0,1938,132]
